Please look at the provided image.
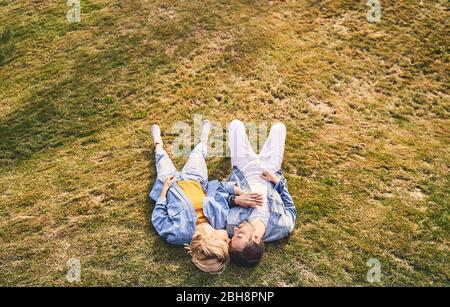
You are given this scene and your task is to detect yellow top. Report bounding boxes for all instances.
[177,180,208,225]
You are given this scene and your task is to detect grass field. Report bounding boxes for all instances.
[0,0,448,286]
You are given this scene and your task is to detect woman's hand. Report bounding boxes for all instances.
[160,176,175,197]
[235,193,263,208]
[233,185,246,196]
[260,170,280,184]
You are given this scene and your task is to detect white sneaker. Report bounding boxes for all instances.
[201,120,211,144]
[151,124,163,146]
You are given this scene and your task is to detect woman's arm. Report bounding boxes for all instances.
[151,176,184,245]
[159,176,175,197]
[217,182,263,208]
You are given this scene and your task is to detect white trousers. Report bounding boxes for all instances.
[228,119,286,211]
[228,119,286,173]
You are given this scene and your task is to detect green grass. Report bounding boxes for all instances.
[0,0,448,286]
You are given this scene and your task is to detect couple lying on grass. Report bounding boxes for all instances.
[149,119,296,273]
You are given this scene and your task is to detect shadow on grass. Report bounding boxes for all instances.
[0,46,126,167]
[0,1,274,169]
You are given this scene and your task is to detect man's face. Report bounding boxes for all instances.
[230,221,255,251]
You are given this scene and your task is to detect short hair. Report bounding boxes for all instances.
[185,232,230,274]
[229,240,264,267]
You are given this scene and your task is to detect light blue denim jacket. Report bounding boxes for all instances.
[220,167,297,242]
[149,167,296,245]
[149,173,231,245]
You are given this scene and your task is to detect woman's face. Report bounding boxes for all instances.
[211,229,230,244]
[197,223,230,244]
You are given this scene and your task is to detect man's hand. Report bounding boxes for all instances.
[260,170,280,184]
[160,175,175,197]
[235,193,263,208]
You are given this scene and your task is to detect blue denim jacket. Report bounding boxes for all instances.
[149,172,231,245]
[221,167,297,242]
[149,167,296,245]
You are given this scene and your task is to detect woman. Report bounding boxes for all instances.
[148,120,230,273]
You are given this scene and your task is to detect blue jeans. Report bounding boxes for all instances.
[155,142,208,183]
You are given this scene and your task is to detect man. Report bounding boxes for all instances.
[218,119,297,267]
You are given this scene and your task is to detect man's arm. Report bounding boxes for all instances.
[261,170,296,221]
[274,177,296,220]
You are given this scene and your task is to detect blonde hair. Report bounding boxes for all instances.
[185,231,230,274]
